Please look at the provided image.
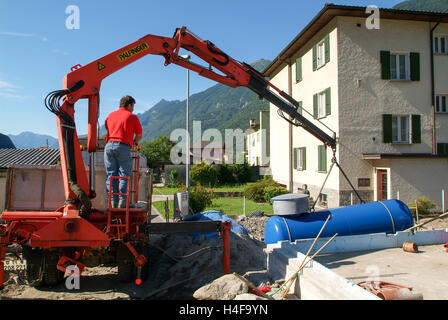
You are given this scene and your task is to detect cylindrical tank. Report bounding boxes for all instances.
[264,200,414,244]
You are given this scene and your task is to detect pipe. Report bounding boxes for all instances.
[430,12,448,154]
[220,221,231,274]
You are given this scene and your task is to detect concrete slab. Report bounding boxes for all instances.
[313,244,448,300]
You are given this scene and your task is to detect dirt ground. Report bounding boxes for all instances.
[0,217,269,300]
[1,214,446,300]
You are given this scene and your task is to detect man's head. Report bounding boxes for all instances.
[120,95,136,112]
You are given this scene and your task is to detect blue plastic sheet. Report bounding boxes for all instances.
[181,210,249,242]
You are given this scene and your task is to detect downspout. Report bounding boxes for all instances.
[287,60,294,192]
[430,13,447,155]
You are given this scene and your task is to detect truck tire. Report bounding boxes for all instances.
[21,246,44,287]
[42,250,64,286]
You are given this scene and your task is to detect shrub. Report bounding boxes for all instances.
[166,169,180,188]
[232,161,252,183]
[244,176,282,203]
[407,197,436,215]
[264,186,289,203]
[180,184,213,214]
[190,161,218,187]
[217,162,236,185]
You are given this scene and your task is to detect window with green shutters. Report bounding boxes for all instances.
[296,57,302,82]
[318,145,327,172]
[382,114,421,144]
[313,88,331,119]
[293,147,306,170]
[313,34,330,71]
[380,51,420,81]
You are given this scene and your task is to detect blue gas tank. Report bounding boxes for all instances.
[264,200,414,244]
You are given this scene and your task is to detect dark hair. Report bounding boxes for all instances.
[119,95,136,108]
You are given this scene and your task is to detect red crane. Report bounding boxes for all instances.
[0,26,336,288]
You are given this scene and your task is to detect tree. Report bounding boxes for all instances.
[140,136,175,168]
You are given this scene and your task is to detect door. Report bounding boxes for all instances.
[377,170,388,201]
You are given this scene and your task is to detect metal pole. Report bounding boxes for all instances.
[186,66,190,214]
[441,189,444,213]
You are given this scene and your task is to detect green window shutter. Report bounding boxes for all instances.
[324,34,330,64]
[313,45,317,71]
[318,145,327,172]
[296,57,302,82]
[383,114,393,143]
[293,148,298,170]
[380,51,391,80]
[325,87,331,116]
[411,114,421,144]
[410,52,420,81]
[313,94,318,118]
[302,147,307,170]
[298,101,303,115]
[437,143,448,156]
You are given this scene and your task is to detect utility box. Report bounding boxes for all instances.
[173,192,189,218]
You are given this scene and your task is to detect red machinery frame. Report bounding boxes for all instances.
[0,26,337,288]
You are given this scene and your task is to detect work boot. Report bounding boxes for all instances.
[111,202,119,209]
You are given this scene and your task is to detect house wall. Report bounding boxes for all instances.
[269,14,448,208]
[337,16,448,207]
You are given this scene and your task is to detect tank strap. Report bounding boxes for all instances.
[281,217,292,242]
[378,201,396,234]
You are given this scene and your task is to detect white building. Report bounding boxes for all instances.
[263,4,448,209]
[245,110,270,166]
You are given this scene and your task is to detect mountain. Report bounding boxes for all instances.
[8,132,59,149]
[137,59,272,142]
[0,133,15,148]
[393,0,448,12]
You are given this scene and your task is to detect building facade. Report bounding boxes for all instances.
[264,4,448,209]
[245,110,270,167]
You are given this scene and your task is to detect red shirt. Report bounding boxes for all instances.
[105,108,142,147]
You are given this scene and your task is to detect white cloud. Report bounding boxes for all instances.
[0,80,20,92]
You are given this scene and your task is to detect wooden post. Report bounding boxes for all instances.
[220,222,231,274]
[415,200,419,228]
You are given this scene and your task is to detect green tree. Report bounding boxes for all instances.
[140,136,175,168]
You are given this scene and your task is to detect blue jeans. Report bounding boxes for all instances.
[104,142,132,204]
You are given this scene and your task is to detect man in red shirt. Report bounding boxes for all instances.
[104,95,143,208]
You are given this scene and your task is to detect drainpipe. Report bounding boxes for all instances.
[430,12,447,155]
[287,60,294,192]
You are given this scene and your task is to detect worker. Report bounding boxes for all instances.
[104,95,143,208]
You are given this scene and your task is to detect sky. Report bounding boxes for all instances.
[0,0,402,138]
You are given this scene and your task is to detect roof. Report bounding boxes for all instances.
[0,148,60,169]
[263,3,448,77]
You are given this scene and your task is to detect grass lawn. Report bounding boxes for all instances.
[152,182,255,195]
[152,196,273,219]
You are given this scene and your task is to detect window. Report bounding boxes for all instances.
[295,57,302,82]
[313,34,330,71]
[383,114,421,144]
[380,51,420,81]
[318,145,327,172]
[390,53,409,80]
[436,95,448,113]
[317,41,326,68]
[313,88,331,119]
[434,35,448,54]
[294,147,306,170]
[391,115,410,143]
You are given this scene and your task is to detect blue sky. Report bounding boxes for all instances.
[0,0,402,138]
